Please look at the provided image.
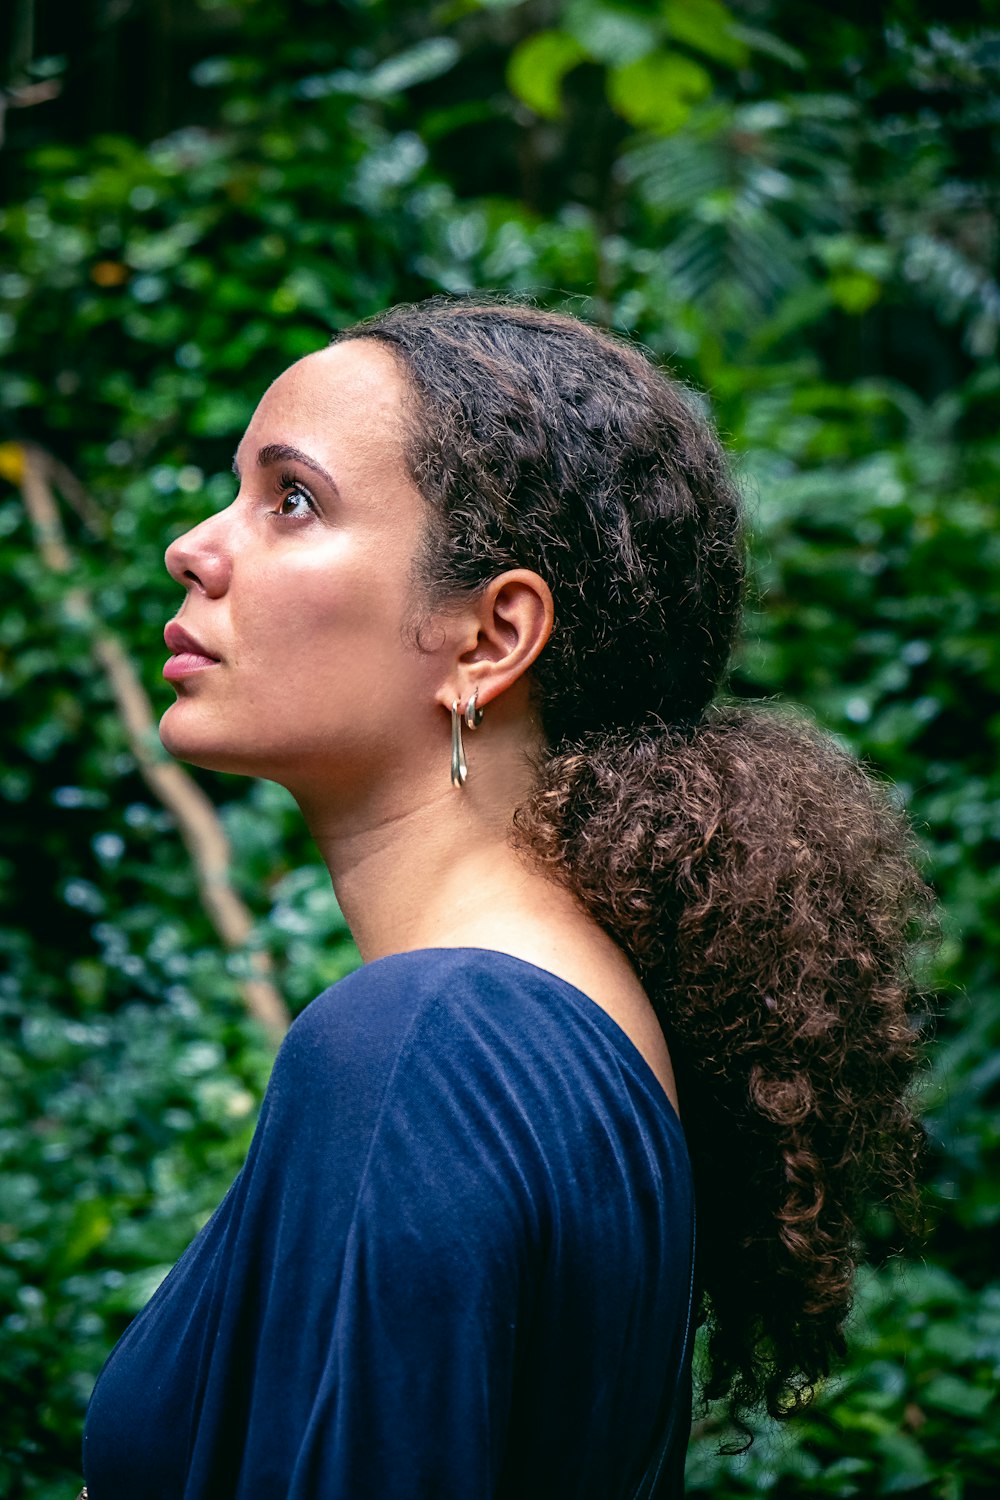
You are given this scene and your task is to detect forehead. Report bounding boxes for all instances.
[240,340,409,470]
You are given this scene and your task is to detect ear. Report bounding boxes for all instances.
[437,569,554,711]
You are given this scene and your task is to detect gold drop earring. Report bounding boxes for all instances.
[450,687,485,788]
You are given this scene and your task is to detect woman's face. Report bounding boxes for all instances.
[160,340,444,800]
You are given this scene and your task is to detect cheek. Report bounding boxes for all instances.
[231,543,409,680]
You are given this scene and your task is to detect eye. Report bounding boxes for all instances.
[270,470,317,520]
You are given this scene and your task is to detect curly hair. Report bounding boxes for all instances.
[332,297,935,1432]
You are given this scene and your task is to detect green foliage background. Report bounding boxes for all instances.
[1,1,998,1495]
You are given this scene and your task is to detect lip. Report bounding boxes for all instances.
[163,619,222,680]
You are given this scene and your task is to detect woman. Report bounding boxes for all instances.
[81,298,931,1498]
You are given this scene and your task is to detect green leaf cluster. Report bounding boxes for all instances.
[507,0,749,132]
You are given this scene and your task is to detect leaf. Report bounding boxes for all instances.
[0,442,26,486]
[564,0,659,66]
[830,269,883,314]
[58,1198,113,1269]
[607,51,711,133]
[363,37,461,98]
[664,0,748,67]
[506,30,587,119]
[873,1431,934,1492]
[920,1373,996,1419]
[730,23,807,69]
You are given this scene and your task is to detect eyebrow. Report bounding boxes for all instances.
[231,442,340,498]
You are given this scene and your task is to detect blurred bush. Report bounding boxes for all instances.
[1,1,998,1494]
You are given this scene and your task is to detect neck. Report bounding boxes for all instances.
[293,722,569,964]
[284,720,655,1083]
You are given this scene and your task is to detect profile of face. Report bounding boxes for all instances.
[161,341,447,804]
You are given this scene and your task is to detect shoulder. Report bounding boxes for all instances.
[266,947,686,1180]
[265,948,562,1140]
[275,947,681,1126]
[252,947,687,1257]
[262,950,558,1253]
[264,949,625,1189]
[277,946,562,1084]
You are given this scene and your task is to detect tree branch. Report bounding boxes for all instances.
[17,443,290,1044]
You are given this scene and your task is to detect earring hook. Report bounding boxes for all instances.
[450,688,484,788]
[465,686,484,730]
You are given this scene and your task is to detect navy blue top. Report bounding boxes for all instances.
[83,948,694,1499]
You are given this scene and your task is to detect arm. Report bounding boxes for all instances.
[235,980,535,1500]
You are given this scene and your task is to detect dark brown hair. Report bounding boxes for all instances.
[332,297,935,1432]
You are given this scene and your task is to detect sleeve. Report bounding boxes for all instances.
[232,982,539,1500]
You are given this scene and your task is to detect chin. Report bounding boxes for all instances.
[158,701,258,777]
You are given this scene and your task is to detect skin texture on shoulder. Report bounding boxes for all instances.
[160,339,680,1114]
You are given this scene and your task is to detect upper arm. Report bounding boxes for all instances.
[240,984,538,1499]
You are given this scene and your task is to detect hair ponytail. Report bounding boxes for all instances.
[513,704,934,1424]
[335,296,937,1427]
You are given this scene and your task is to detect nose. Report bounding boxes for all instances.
[165,508,234,598]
